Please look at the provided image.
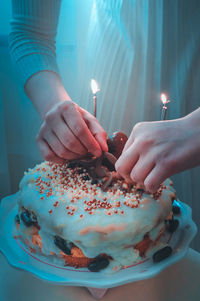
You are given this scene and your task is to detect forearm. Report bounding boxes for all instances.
[25,71,71,119]
[9,0,61,88]
[184,107,200,128]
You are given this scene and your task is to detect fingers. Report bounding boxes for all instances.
[130,156,155,184]
[81,109,108,152]
[36,138,65,164]
[144,165,168,193]
[50,115,87,156]
[41,129,80,160]
[62,103,102,157]
[115,144,139,182]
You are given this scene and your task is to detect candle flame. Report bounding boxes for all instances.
[91,79,100,94]
[160,93,170,105]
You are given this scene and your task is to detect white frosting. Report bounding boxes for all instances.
[16,161,176,272]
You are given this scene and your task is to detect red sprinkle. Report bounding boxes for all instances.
[53,201,59,207]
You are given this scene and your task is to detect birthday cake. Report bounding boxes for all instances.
[13,132,179,273]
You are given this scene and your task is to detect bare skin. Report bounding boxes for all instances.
[25,71,108,164]
[115,108,200,193]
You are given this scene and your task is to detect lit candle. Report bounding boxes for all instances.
[91,79,100,118]
[160,93,170,120]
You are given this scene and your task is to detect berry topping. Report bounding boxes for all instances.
[20,209,39,228]
[15,214,20,224]
[20,211,33,227]
[88,254,110,272]
[91,179,98,185]
[77,168,84,174]
[172,205,181,215]
[166,219,179,233]
[136,188,145,193]
[67,162,77,169]
[82,175,90,181]
[153,246,172,263]
[54,236,71,255]
[107,131,128,159]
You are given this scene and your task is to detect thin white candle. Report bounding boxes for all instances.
[160,93,170,120]
[91,79,100,118]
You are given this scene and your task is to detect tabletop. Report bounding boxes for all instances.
[0,248,200,301]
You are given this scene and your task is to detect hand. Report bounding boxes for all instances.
[115,113,200,193]
[36,100,108,164]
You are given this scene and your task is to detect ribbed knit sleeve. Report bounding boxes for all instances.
[9,0,62,87]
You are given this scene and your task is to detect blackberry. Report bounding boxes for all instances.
[88,254,110,272]
[153,246,172,263]
[67,162,77,169]
[20,211,33,227]
[77,168,84,174]
[136,188,144,193]
[54,236,71,255]
[91,179,98,185]
[15,214,20,224]
[172,205,181,215]
[82,175,90,181]
[20,209,39,228]
[166,219,179,233]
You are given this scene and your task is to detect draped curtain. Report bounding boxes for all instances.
[0,0,200,251]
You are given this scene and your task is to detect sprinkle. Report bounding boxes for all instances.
[49,209,53,214]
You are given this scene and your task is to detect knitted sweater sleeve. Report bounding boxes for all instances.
[9,0,62,87]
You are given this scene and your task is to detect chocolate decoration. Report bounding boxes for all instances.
[66,134,130,192]
[102,157,115,171]
[101,173,114,191]
[104,152,117,165]
[107,131,128,159]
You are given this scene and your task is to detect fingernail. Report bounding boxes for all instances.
[104,144,108,152]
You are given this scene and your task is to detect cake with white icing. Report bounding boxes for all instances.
[13,151,177,273]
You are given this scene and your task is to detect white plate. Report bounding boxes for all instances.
[0,193,197,288]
